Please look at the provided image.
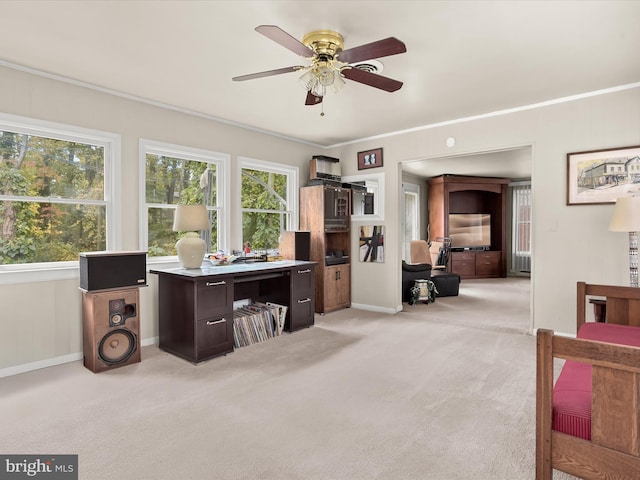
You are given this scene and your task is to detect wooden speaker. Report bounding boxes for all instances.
[82,288,141,373]
[279,231,311,260]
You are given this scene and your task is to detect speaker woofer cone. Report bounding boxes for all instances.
[98,329,137,365]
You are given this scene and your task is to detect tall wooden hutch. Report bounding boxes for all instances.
[300,185,351,313]
[427,175,509,279]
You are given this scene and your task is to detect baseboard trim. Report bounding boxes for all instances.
[0,336,159,379]
[350,303,398,315]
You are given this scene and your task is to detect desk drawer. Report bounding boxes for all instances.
[196,277,233,320]
[289,295,314,330]
[196,315,233,359]
[292,266,314,293]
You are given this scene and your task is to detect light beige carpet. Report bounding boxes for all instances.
[0,277,576,479]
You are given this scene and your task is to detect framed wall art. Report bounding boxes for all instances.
[357,148,383,170]
[566,145,640,205]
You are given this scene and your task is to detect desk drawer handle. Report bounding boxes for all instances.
[205,281,226,287]
[297,269,311,274]
[298,298,311,304]
[206,318,226,326]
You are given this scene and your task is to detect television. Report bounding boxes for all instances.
[448,213,491,249]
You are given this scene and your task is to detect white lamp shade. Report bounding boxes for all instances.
[173,205,209,269]
[173,205,209,232]
[609,196,640,232]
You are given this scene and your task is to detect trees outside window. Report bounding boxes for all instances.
[240,158,298,254]
[0,117,116,266]
[141,141,229,258]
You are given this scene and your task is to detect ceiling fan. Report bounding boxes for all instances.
[232,25,407,107]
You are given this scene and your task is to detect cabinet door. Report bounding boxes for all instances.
[324,264,351,312]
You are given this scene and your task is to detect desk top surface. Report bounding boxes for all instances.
[150,260,316,278]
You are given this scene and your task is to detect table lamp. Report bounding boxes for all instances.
[173,204,209,269]
[609,196,640,287]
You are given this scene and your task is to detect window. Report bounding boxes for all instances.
[140,140,229,259]
[239,157,298,254]
[510,181,531,275]
[0,113,119,270]
[402,182,420,261]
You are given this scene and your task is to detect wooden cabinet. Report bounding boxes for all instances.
[300,185,351,314]
[427,175,509,279]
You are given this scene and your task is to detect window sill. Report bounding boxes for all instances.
[0,264,80,286]
[0,257,185,286]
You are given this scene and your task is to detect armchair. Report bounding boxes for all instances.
[406,239,460,299]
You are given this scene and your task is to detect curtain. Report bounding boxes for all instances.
[511,182,531,274]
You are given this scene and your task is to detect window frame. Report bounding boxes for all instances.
[139,139,230,264]
[238,156,299,251]
[0,112,121,285]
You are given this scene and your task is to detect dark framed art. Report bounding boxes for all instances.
[566,145,640,205]
[358,148,383,170]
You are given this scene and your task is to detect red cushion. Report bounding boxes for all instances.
[552,322,640,440]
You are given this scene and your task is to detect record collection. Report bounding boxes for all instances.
[232,301,288,348]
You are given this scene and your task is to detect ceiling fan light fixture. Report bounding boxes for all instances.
[317,64,335,87]
[236,25,406,108]
[311,82,325,98]
[330,73,346,93]
[298,69,318,91]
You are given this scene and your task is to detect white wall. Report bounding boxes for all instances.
[331,87,640,333]
[0,65,318,373]
[2,61,639,375]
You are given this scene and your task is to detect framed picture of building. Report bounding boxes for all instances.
[567,145,640,205]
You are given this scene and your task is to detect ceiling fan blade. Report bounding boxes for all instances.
[342,68,403,92]
[338,37,406,64]
[255,25,313,58]
[232,66,300,82]
[305,91,323,106]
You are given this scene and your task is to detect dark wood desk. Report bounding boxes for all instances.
[151,261,316,363]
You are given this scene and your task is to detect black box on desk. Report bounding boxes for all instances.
[79,251,147,291]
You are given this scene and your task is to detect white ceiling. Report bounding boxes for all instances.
[1,1,639,179]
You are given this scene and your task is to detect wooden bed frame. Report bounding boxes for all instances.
[536,282,640,480]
